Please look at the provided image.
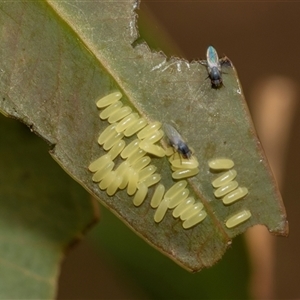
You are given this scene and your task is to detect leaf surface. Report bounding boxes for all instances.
[0,115,98,298]
[0,0,288,272]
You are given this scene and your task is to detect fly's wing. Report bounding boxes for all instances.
[163,123,184,149]
[207,46,220,68]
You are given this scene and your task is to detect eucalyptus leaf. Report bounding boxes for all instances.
[0,115,98,299]
[0,0,288,272]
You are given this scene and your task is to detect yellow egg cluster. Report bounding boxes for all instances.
[209,158,251,228]
[88,91,207,229]
[167,150,200,180]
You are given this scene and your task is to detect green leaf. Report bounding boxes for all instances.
[0,115,98,299]
[0,0,288,275]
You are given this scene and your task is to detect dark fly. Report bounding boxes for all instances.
[200,46,231,89]
[163,124,192,159]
